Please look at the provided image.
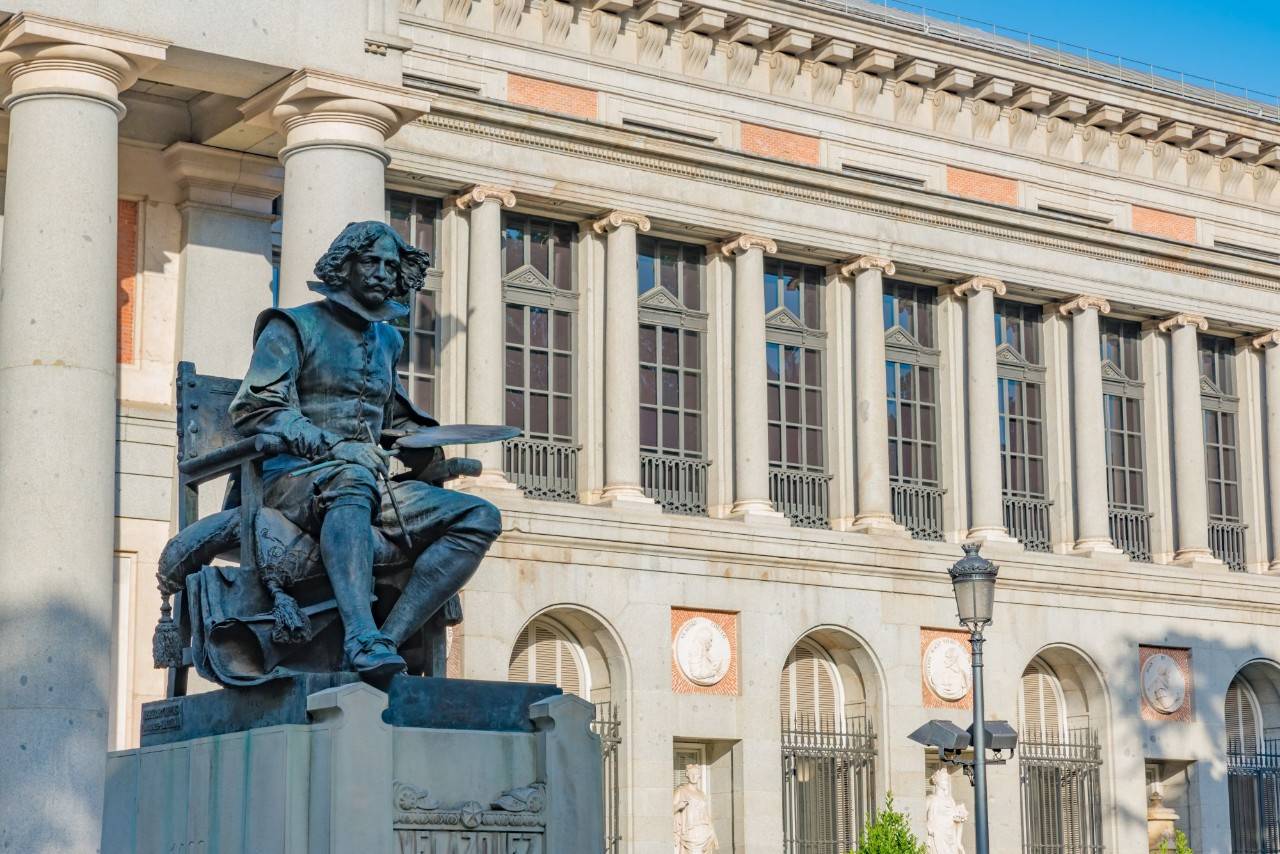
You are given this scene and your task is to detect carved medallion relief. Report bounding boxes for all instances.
[671,608,738,695]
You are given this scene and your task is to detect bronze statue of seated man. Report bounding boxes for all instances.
[222,220,501,682]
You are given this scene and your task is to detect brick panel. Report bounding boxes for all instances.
[921,627,973,710]
[117,199,138,365]
[1139,645,1193,722]
[506,74,597,121]
[946,166,1019,206]
[671,607,739,695]
[741,122,820,166]
[1131,205,1196,243]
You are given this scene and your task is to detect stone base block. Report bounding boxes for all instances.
[102,676,604,854]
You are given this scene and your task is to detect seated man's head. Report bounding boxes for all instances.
[314,221,431,310]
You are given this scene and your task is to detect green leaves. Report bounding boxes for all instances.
[854,792,926,854]
[1156,829,1193,854]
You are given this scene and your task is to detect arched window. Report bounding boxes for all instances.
[507,619,587,698]
[1226,677,1262,756]
[779,639,842,729]
[1020,659,1067,743]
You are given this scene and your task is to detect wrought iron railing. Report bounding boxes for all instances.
[891,480,945,541]
[782,715,877,854]
[1228,740,1280,854]
[770,468,832,529]
[1108,507,1153,563]
[640,452,709,516]
[1004,495,1053,553]
[1211,519,1249,572]
[1019,728,1104,854]
[503,438,578,502]
[592,702,623,854]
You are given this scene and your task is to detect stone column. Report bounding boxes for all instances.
[843,256,908,536]
[1160,313,1215,565]
[0,15,165,853]
[1059,295,1124,557]
[240,70,434,308]
[593,211,657,509]
[456,185,518,488]
[1253,331,1280,572]
[953,277,1016,543]
[163,142,283,377]
[722,234,786,523]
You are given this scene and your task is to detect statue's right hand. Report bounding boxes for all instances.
[331,440,390,477]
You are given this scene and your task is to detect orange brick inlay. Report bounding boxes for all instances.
[1131,205,1196,243]
[921,627,973,710]
[741,122,820,166]
[506,74,598,121]
[946,166,1019,206]
[117,199,138,365]
[670,607,739,696]
[1139,645,1194,723]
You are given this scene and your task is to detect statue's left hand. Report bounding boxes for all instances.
[331,440,391,477]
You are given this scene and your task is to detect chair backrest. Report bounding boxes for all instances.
[175,360,243,465]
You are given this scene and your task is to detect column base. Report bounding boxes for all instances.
[849,513,910,537]
[729,500,789,526]
[1268,560,1280,575]
[1172,548,1226,572]
[1073,538,1127,560]
[597,484,660,512]
[454,470,521,495]
[966,526,1021,556]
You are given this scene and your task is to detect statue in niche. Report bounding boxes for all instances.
[673,764,719,853]
[153,221,515,688]
[925,767,968,854]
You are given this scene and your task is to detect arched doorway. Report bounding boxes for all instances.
[1226,661,1280,853]
[780,630,881,854]
[507,610,627,853]
[1017,650,1107,854]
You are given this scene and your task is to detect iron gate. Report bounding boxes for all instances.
[1229,741,1280,854]
[593,702,622,854]
[781,715,877,854]
[1019,728,1104,854]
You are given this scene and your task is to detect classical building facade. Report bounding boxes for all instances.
[3,1,1280,852]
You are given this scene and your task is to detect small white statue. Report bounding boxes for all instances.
[925,767,968,854]
[673,764,719,853]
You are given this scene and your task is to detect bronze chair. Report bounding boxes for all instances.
[154,361,462,696]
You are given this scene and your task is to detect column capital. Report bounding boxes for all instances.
[835,255,895,278]
[1157,312,1208,333]
[162,142,283,216]
[451,184,517,210]
[718,233,777,256]
[0,13,167,113]
[1057,294,1111,317]
[951,275,1007,298]
[1253,330,1280,350]
[241,68,434,163]
[591,210,651,234]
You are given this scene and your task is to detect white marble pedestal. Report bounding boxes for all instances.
[101,677,603,853]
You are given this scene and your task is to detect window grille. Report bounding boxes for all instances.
[637,236,708,513]
[388,191,442,411]
[1227,677,1280,853]
[765,260,829,528]
[1200,335,1247,571]
[883,282,945,540]
[996,300,1052,551]
[500,214,580,501]
[1100,319,1152,561]
[1018,661,1104,854]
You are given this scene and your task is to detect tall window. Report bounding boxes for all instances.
[388,191,441,410]
[501,213,579,502]
[995,300,1051,552]
[1100,319,1151,561]
[638,236,708,515]
[883,282,943,540]
[1226,675,1280,852]
[1201,335,1246,571]
[764,260,829,529]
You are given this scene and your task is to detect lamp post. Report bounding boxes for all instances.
[948,542,999,854]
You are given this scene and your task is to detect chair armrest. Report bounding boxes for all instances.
[178,434,288,485]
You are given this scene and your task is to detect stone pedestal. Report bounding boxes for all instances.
[1146,791,1179,852]
[101,676,604,853]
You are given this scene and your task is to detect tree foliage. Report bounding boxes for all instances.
[1156,829,1193,854]
[854,792,926,854]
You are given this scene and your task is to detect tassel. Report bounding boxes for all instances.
[269,587,313,645]
[152,594,183,668]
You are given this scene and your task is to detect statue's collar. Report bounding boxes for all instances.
[307,280,410,323]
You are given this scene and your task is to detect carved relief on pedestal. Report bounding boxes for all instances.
[1139,646,1193,722]
[393,781,546,851]
[671,608,738,694]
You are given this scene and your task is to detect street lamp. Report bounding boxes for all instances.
[949,542,999,854]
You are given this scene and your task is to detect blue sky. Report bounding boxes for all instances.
[912,0,1276,97]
